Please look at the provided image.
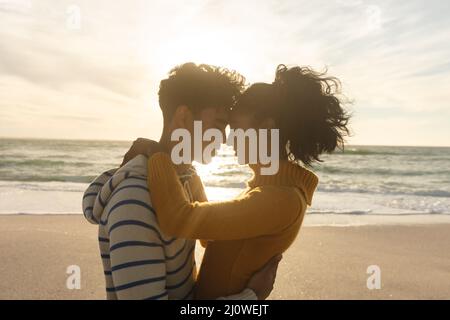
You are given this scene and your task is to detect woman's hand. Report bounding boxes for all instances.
[121,138,162,167]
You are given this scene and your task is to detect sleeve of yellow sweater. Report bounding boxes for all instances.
[188,174,209,248]
[148,152,302,241]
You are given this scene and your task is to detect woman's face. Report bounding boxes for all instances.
[229,109,256,132]
[229,109,273,165]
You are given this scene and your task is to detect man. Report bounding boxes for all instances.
[83,63,281,300]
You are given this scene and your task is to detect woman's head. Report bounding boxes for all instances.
[230,64,350,166]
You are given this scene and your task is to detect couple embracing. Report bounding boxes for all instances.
[82,62,349,300]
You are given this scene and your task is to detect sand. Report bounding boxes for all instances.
[0,215,449,300]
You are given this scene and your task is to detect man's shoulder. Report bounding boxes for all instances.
[115,155,149,179]
[103,177,158,225]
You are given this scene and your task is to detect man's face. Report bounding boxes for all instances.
[173,105,228,163]
[198,106,229,139]
[196,106,228,161]
[229,109,258,164]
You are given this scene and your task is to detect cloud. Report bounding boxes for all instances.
[0,0,449,145]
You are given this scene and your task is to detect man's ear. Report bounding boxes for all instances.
[173,105,192,129]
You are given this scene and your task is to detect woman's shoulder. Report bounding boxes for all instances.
[249,184,305,197]
[246,185,307,215]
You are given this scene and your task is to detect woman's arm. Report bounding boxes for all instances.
[188,174,209,248]
[147,153,302,241]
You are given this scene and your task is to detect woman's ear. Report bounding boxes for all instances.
[259,117,276,129]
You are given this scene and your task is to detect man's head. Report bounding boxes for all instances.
[158,63,246,161]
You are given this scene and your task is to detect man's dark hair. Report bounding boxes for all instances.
[158,63,246,123]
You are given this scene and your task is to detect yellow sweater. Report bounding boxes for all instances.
[147,153,318,299]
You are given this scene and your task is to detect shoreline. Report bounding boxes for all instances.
[2,185,449,217]
[1,212,450,227]
[0,215,449,299]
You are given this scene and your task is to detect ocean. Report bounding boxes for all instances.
[1,138,449,222]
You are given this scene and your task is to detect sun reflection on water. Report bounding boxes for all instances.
[193,144,252,201]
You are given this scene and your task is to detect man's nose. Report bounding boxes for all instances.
[220,128,227,141]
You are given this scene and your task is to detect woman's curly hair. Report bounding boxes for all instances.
[235,64,351,166]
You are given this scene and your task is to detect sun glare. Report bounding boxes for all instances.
[159,32,246,74]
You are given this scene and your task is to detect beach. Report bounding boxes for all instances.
[1,214,449,300]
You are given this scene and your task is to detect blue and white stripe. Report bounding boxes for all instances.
[82,155,196,300]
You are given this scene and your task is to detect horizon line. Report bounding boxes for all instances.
[1,136,449,148]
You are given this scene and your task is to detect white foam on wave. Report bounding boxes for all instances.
[303,213,450,226]
[310,191,450,215]
[0,188,86,214]
[1,185,449,226]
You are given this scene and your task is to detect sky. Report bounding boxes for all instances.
[0,0,449,146]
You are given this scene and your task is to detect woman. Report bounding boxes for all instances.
[146,64,349,299]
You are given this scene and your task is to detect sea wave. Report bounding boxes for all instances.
[1,139,450,216]
[315,165,450,176]
[0,175,96,184]
[336,148,397,156]
[316,184,450,198]
[0,159,95,168]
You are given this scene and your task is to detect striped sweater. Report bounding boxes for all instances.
[82,155,256,300]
